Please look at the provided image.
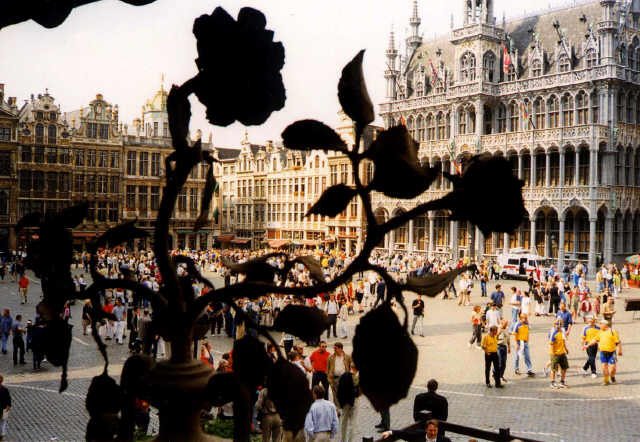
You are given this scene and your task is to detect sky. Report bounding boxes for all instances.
[0,0,589,148]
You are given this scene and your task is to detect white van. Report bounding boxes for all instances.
[497,248,549,279]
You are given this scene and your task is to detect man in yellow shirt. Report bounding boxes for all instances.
[549,320,569,388]
[591,319,622,385]
[481,326,503,388]
[581,317,600,378]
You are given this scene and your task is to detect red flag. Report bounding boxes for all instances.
[503,45,512,74]
[428,59,439,85]
[398,115,407,126]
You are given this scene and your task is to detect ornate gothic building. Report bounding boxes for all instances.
[375,0,640,269]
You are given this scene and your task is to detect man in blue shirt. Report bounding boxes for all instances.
[304,385,338,441]
[556,302,573,336]
[490,284,505,309]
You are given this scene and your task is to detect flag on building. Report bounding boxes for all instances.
[429,59,440,85]
[448,140,462,174]
[503,44,512,74]
[519,100,536,130]
[398,115,407,126]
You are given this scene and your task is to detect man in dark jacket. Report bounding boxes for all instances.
[412,379,448,422]
[381,419,451,442]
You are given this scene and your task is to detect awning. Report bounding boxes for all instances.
[267,239,290,248]
[73,232,99,238]
[216,234,235,243]
[231,238,251,245]
[294,239,319,246]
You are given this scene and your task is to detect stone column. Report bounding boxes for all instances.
[195,234,201,251]
[476,227,485,260]
[450,220,459,260]
[476,100,484,137]
[588,218,597,273]
[545,151,551,187]
[589,148,598,186]
[428,214,435,258]
[503,233,509,254]
[559,150,565,186]
[603,214,613,263]
[572,218,579,259]
[557,218,565,270]
[408,219,415,253]
[492,232,498,255]
[345,238,351,254]
[388,229,395,253]
[530,153,537,187]
[517,152,523,179]
[544,217,551,257]
[530,218,536,254]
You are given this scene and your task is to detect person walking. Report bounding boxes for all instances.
[373,278,386,309]
[512,313,535,377]
[485,302,501,329]
[309,341,330,399]
[508,287,521,331]
[304,385,338,441]
[0,376,11,440]
[11,314,25,366]
[581,317,600,378]
[468,305,483,349]
[112,299,127,345]
[327,342,352,408]
[481,326,503,388]
[549,320,569,388]
[17,274,29,305]
[324,294,339,339]
[0,311,11,355]
[590,319,622,385]
[31,318,46,370]
[255,386,282,442]
[411,295,425,336]
[336,366,359,442]
[496,319,511,384]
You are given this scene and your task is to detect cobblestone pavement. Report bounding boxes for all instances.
[0,272,638,441]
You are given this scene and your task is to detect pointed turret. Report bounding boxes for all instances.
[406,1,422,54]
[385,29,399,101]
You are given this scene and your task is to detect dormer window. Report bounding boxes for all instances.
[531,59,542,77]
[505,65,516,82]
[49,112,57,121]
[36,111,44,121]
[558,54,571,73]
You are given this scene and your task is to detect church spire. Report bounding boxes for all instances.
[406,0,422,54]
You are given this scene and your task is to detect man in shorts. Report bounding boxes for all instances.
[549,319,569,388]
[591,319,622,385]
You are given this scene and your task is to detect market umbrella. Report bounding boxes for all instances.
[625,254,640,265]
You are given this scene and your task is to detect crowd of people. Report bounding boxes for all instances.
[0,246,631,441]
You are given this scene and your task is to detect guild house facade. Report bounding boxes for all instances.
[375,0,640,270]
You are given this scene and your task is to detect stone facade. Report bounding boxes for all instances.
[0,84,18,249]
[375,0,640,269]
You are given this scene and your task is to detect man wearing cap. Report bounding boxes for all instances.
[590,320,622,385]
[549,320,569,388]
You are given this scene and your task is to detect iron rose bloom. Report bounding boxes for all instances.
[440,155,526,236]
[192,7,286,126]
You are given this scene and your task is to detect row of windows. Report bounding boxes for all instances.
[21,146,71,164]
[125,185,161,211]
[19,171,70,192]
[0,127,11,142]
[73,175,120,194]
[34,124,58,145]
[75,149,119,168]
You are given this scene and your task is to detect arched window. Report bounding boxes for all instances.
[585,48,598,68]
[427,114,436,140]
[460,51,476,82]
[618,91,626,122]
[629,42,637,70]
[415,82,424,97]
[497,103,507,133]
[416,115,425,141]
[35,123,44,144]
[576,91,588,125]
[0,191,7,215]
[562,94,574,126]
[531,59,542,77]
[436,113,446,140]
[468,107,476,133]
[509,101,519,132]
[48,124,56,145]
[458,108,466,134]
[627,94,636,124]
[483,51,496,82]
[591,91,600,124]
[533,97,545,129]
[548,95,559,128]
[407,116,415,139]
[506,64,516,82]
[558,54,571,73]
